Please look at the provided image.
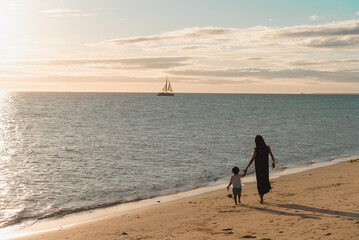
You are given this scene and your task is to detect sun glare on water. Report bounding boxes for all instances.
[0,91,10,156]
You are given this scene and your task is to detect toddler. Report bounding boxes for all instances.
[226,166,244,205]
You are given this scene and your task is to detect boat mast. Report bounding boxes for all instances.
[165,75,168,93]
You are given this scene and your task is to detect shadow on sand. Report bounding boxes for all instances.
[242,204,321,219]
[243,202,359,219]
[269,203,359,219]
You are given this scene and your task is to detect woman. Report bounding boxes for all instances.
[244,135,275,203]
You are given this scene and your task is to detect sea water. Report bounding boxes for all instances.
[0,92,358,229]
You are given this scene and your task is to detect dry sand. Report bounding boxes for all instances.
[11,160,359,240]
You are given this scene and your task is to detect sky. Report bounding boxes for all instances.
[0,0,359,93]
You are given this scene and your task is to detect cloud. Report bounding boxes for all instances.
[247,58,263,61]
[0,69,33,76]
[169,68,359,83]
[70,13,98,17]
[117,57,191,69]
[7,57,193,70]
[0,69,40,79]
[0,75,161,83]
[299,36,359,48]
[99,27,235,46]
[42,8,98,17]
[288,59,359,66]
[265,20,359,49]
[198,78,259,85]
[41,9,81,14]
[309,15,319,20]
[275,20,359,38]
[3,67,357,86]
[97,20,359,50]
[4,19,359,92]
[179,45,210,51]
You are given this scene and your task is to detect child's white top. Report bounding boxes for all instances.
[230,175,242,188]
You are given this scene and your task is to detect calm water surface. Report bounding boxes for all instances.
[0,93,358,228]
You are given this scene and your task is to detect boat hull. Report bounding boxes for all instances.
[157,92,174,96]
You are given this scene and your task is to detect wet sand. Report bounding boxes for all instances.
[10,160,359,240]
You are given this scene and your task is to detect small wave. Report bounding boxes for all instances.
[0,208,36,229]
[27,198,149,224]
[0,198,149,229]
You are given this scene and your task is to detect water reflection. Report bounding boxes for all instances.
[0,92,21,228]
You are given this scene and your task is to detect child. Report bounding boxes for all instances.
[226,166,245,205]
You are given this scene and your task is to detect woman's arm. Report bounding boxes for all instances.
[244,149,256,175]
[269,147,275,168]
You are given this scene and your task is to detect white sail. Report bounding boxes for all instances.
[162,82,168,92]
[167,83,173,92]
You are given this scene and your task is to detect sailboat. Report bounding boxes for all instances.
[157,76,174,96]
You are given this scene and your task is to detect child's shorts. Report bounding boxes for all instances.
[233,188,242,195]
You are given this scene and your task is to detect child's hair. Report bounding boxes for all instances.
[232,166,239,175]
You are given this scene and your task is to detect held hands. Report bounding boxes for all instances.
[243,169,247,177]
[272,162,275,169]
[226,186,229,191]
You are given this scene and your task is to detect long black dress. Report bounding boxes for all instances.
[254,146,271,195]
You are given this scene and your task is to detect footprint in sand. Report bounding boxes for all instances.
[222,228,234,234]
[242,235,256,238]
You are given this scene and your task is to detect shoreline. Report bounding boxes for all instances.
[2,155,359,239]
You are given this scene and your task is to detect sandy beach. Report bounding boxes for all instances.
[9,160,359,240]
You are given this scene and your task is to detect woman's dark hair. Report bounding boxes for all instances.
[255,135,267,149]
[232,166,239,175]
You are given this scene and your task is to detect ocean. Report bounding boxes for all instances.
[0,92,358,229]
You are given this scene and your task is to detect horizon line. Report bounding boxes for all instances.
[4,91,359,95]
